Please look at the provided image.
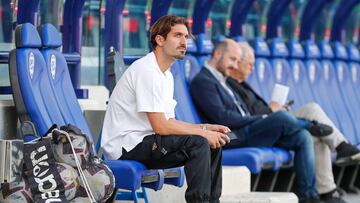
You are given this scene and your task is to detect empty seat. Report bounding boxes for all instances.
[252,37,275,102]
[331,41,360,144]
[287,40,312,108]
[304,40,356,144]
[38,24,93,142]
[347,44,360,102]
[9,23,65,136]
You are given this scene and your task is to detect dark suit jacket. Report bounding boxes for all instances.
[226,78,273,115]
[190,68,261,129]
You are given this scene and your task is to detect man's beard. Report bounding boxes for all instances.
[174,54,185,60]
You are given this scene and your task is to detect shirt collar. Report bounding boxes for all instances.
[148,52,171,77]
[204,61,227,84]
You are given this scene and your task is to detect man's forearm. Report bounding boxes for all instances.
[162,118,206,136]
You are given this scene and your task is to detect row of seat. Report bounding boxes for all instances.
[251,38,360,190]
[9,23,184,203]
[252,37,360,148]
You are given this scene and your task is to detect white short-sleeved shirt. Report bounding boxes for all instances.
[101,52,177,160]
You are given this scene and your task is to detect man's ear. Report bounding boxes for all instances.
[155,35,165,47]
[213,48,222,60]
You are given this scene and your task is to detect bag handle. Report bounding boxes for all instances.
[52,129,97,203]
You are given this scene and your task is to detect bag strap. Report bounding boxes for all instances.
[52,129,96,203]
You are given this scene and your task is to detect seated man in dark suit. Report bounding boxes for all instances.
[190,39,328,203]
[226,43,360,203]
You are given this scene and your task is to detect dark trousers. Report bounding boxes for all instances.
[120,134,222,203]
[226,111,317,200]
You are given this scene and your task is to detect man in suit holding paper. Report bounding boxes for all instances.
[226,42,360,202]
[190,39,326,203]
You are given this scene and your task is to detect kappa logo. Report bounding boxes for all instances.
[351,65,357,82]
[293,62,300,82]
[30,145,62,202]
[337,64,343,81]
[275,62,282,81]
[323,63,329,80]
[184,60,191,80]
[50,55,56,80]
[309,63,316,82]
[258,61,265,81]
[29,52,35,79]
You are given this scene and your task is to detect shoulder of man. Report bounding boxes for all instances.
[192,67,213,83]
[127,54,158,75]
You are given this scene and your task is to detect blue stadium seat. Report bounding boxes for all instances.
[346,44,360,102]
[195,33,212,67]
[9,23,65,136]
[252,37,275,102]
[214,34,226,43]
[36,23,171,202]
[270,38,303,110]
[37,24,93,143]
[184,38,202,83]
[301,40,340,129]
[331,42,360,144]
[287,40,312,108]
[171,60,202,124]
[304,40,356,144]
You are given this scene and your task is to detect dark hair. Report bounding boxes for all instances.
[150,15,191,49]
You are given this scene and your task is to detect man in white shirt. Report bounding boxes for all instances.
[101,15,230,203]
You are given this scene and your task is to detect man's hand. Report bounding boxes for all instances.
[203,124,231,133]
[269,101,282,112]
[202,131,230,149]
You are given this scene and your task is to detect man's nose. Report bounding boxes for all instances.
[181,37,187,46]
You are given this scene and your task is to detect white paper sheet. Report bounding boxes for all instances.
[271,83,289,105]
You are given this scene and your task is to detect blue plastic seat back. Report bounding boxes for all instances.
[270,39,303,110]
[321,60,357,144]
[312,40,356,143]
[38,24,94,144]
[184,56,202,84]
[9,23,65,136]
[349,61,360,100]
[331,42,360,143]
[253,38,274,102]
[347,44,360,101]
[288,40,313,107]
[333,60,360,139]
[171,61,202,124]
[184,38,202,83]
[303,41,340,129]
[195,33,213,67]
